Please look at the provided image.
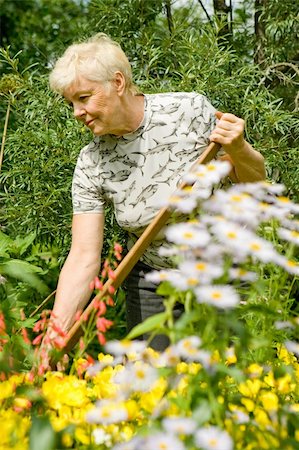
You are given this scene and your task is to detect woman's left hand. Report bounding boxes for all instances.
[209,111,246,155]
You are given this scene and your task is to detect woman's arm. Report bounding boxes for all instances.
[210,111,266,183]
[47,212,104,338]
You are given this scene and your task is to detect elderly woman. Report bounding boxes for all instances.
[48,33,265,350]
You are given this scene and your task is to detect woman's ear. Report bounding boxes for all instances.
[113,71,126,96]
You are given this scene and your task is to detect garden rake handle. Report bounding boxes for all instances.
[63,141,221,353]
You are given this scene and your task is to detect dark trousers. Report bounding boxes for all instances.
[125,261,184,352]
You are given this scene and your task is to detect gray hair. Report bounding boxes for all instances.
[49,33,138,95]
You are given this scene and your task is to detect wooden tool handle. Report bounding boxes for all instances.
[63,141,221,353]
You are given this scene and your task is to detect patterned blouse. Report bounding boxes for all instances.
[72,92,217,268]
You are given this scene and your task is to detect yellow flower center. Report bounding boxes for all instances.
[183,232,194,239]
[250,242,261,251]
[211,291,222,300]
[183,186,193,192]
[277,196,290,203]
[207,164,216,171]
[169,195,181,203]
[208,438,218,447]
[196,263,206,271]
[159,444,167,450]
[187,278,198,286]
[230,195,242,202]
[136,370,145,379]
[227,232,237,239]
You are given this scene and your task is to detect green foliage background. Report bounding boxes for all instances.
[0,0,298,261]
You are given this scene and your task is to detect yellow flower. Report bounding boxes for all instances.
[0,409,30,448]
[277,345,297,365]
[255,429,279,449]
[259,391,279,411]
[98,352,114,364]
[139,378,167,413]
[254,407,272,428]
[238,379,262,397]
[42,373,90,409]
[124,400,139,420]
[13,397,31,410]
[119,424,135,442]
[62,432,73,447]
[246,364,263,378]
[241,397,255,412]
[264,371,275,388]
[92,366,119,399]
[75,426,91,445]
[0,381,14,402]
[276,373,295,394]
[225,347,237,365]
[176,362,189,374]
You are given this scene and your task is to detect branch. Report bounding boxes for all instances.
[197,0,212,23]
[0,100,11,172]
[165,0,173,34]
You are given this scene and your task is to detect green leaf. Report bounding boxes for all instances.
[13,232,36,256]
[29,416,56,450]
[0,259,49,295]
[156,281,177,297]
[174,310,202,330]
[0,231,12,256]
[126,312,168,339]
[193,400,212,425]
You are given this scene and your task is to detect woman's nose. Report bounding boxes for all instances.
[73,104,85,120]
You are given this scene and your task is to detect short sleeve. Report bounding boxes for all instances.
[72,143,106,214]
[193,94,217,140]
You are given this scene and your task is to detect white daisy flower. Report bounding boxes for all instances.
[158,246,182,257]
[113,361,158,393]
[183,160,231,187]
[274,321,294,330]
[167,192,198,213]
[86,401,128,425]
[179,260,223,284]
[277,257,299,276]
[157,345,181,367]
[285,340,299,356]
[228,267,257,282]
[195,285,240,309]
[205,190,260,228]
[211,221,251,257]
[280,218,299,231]
[165,222,210,248]
[145,269,176,284]
[278,227,299,245]
[228,409,250,424]
[86,357,123,376]
[92,428,112,446]
[245,236,281,263]
[143,432,186,450]
[105,339,147,357]
[233,181,285,198]
[112,436,144,450]
[164,272,200,291]
[274,196,299,214]
[130,361,159,392]
[162,416,197,435]
[173,337,212,367]
[257,201,286,222]
[194,426,233,450]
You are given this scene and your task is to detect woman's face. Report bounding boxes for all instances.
[64,76,125,136]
